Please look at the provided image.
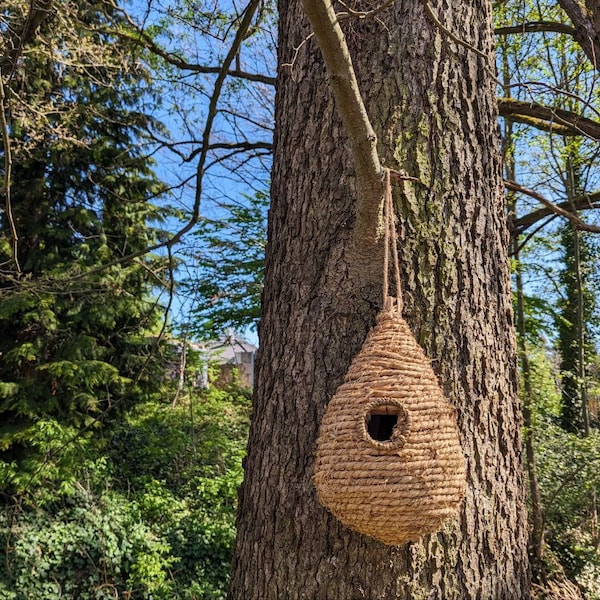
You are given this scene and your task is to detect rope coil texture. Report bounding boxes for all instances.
[313,169,466,545]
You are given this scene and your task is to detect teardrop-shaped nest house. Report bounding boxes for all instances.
[314,298,466,546]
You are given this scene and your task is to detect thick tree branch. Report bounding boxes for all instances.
[558,0,600,70]
[495,21,576,36]
[300,0,384,251]
[498,97,600,139]
[505,180,600,234]
[513,190,600,234]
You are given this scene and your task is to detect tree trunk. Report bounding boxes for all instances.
[557,153,592,435]
[228,1,530,598]
[558,0,600,72]
[513,239,545,579]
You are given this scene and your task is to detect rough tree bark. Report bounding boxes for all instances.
[558,0,600,71]
[228,1,530,598]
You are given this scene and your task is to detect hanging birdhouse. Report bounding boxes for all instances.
[313,171,466,546]
[314,300,466,545]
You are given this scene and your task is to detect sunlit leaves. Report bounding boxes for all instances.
[181,190,267,338]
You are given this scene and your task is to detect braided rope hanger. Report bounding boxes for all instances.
[382,167,402,313]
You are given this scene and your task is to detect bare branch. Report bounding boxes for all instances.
[336,0,394,20]
[495,21,576,36]
[63,0,263,282]
[175,0,263,244]
[498,97,600,139]
[505,180,600,234]
[513,189,600,234]
[510,216,557,255]
[186,140,273,163]
[204,147,271,172]
[418,0,490,63]
[504,80,600,120]
[282,31,315,74]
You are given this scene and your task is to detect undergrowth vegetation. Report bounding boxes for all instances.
[526,349,600,598]
[0,385,250,599]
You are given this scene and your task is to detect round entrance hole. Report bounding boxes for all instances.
[362,399,410,451]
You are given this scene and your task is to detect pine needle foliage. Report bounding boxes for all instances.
[0,0,172,495]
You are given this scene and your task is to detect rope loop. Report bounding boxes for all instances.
[382,168,402,314]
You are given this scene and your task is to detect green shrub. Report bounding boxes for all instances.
[0,387,250,599]
[0,483,172,599]
[536,424,600,588]
[107,388,249,598]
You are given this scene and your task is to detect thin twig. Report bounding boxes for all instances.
[0,68,20,274]
[542,456,600,532]
[418,0,491,63]
[186,140,273,163]
[387,168,422,184]
[281,31,315,74]
[510,215,556,255]
[336,0,394,20]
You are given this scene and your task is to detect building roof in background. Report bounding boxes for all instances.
[194,332,258,365]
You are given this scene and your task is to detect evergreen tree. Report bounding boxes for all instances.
[0,0,171,495]
[552,135,598,437]
[557,223,597,433]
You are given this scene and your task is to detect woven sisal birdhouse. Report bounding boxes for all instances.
[313,296,466,546]
[314,169,466,545]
